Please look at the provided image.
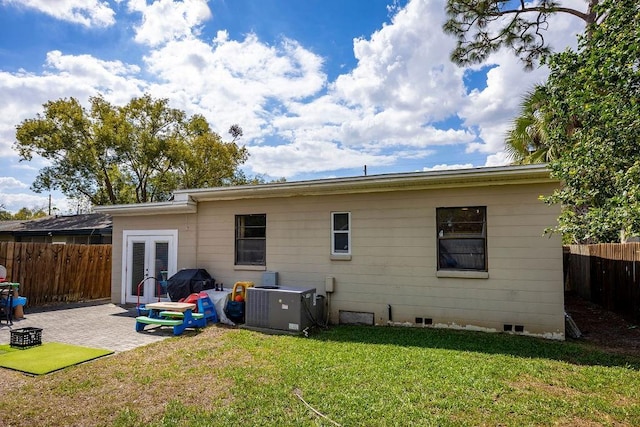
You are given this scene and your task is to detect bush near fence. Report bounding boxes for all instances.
[565,243,640,322]
[0,242,111,307]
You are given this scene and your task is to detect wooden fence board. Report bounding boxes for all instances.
[565,243,640,321]
[0,242,111,306]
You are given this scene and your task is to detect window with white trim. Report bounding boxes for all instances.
[235,214,266,266]
[437,207,487,271]
[331,212,351,255]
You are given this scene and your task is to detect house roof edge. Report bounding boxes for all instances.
[94,198,197,216]
[96,164,554,215]
[182,164,554,202]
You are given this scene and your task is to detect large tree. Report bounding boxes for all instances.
[15,94,248,205]
[542,0,640,243]
[443,0,602,69]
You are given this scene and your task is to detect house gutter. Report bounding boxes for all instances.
[181,164,555,202]
[95,164,555,216]
[94,195,197,216]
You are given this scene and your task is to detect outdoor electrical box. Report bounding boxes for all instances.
[245,286,317,332]
[325,276,335,293]
[261,271,278,288]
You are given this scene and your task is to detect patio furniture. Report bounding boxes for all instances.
[135,302,205,335]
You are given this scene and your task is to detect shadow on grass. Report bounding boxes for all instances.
[310,325,640,370]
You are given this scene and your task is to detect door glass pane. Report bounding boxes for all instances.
[154,242,169,298]
[131,242,145,296]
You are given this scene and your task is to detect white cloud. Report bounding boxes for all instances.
[45,50,141,80]
[128,0,212,47]
[142,33,327,141]
[423,163,474,172]
[1,0,116,27]
[339,115,476,150]
[44,51,146,99]
[484,151,511,167]
[458,52,549,155]
[0,177,28,190]
[247,140,395,178]
[333,0,464,119]
[0,191,46,212]
[250,0,472,172]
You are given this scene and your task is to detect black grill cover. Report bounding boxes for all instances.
[166,269,214,301]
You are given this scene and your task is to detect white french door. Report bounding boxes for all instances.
[122,230,178,304]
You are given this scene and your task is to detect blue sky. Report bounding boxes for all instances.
[0,0,584,214]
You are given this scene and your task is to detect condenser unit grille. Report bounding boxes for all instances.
[246,287,270,328]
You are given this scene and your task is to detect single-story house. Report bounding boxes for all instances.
[0,213,112,244]
[97,164,565,339]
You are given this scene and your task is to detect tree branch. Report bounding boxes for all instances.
[490,5,594,24]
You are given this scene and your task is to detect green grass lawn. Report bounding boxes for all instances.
[0,325,638,426]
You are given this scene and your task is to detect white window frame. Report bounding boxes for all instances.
[331,212,351,256]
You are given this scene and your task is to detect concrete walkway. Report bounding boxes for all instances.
[0,300,175,352]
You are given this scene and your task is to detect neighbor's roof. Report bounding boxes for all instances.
[96,164,556,216]
[0,213,112,236]
[0,220,24,233]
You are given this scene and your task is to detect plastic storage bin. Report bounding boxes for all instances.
[10,327,42,348]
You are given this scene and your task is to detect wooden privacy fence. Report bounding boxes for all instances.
[0,242,111,307]
[565,243,640,321]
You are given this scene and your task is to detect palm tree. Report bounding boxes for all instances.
[505,85,555,164]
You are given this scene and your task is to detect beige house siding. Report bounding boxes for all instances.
[188,182,563,339]
[102,166,564,339]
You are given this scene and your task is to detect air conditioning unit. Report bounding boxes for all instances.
[245,286,317,332]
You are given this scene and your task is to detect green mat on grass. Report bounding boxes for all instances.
[0,342,113,375]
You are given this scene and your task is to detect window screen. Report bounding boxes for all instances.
[437,207,487,271]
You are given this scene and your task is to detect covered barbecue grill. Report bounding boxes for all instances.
[166,269,214,301]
